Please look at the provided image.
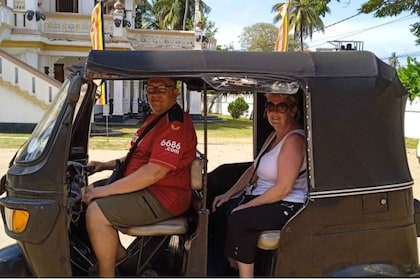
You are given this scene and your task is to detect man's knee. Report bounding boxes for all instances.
[86,201,106,224]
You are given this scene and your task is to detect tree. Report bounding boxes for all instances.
[397,56,420,102]
[388,52,400,68]
[182,0,189,30]
[228,97,249,119]
[239,23,279,51]
[134,0,156,29]
[152,0,211,30]
[360,0,420,45]
[202,18,218,38]
[216,43,235,51]
[272,0,330,51]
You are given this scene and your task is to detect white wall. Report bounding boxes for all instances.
[0,86,45,123]
[211,93,254,118]
[405,97,420,139]
[211,94,420,140]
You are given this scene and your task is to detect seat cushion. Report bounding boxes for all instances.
[126,216,188,236]
[257,230,281,250]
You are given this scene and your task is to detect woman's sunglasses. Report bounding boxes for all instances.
[265,102,295,113]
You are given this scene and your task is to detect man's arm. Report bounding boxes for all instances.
[82,162,170,204]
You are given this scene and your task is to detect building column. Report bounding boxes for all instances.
[189,90,202,115]
[113,80,124,121]
[123,80,130,114]
[47,56,55,78]
[189,0,203,119]
[132,80,140,114]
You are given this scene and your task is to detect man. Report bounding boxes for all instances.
[82,77,198,277]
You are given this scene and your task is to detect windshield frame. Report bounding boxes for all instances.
[15,80,71,164]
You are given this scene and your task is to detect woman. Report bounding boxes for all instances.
[211,92,307,277]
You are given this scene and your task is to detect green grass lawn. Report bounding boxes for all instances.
[0,115,253,150]
[0,115,418,150]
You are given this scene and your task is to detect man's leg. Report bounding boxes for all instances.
[86,201,119,277]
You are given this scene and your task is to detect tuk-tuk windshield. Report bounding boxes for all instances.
[15,80,71,163]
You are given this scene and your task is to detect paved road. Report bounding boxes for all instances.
[0,146,419,262]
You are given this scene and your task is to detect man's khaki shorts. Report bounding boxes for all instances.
[95,188,173,234]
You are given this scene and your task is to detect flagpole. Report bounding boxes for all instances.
[90,0,109,138]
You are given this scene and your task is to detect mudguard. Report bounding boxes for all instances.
[0,244,32,276]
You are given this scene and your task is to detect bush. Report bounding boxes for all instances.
[228,97,249,119]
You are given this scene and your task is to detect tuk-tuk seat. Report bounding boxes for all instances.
[124,154,205,275]
[124,154,204,236]
[126,216,188,236]
[257,230,280,250]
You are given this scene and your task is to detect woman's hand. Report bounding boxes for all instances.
[212,193,231,212]
[231,203,249,213]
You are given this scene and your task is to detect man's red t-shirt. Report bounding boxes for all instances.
[124,104,197,216]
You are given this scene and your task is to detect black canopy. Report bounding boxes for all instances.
[84,50,412,195]
[85,50,395,81]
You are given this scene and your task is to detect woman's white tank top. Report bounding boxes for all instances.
[252,129,307,203]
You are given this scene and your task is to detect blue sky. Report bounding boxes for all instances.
[206,0,419,62]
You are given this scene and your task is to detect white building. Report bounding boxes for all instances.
[0,1,418,139]
[0,0,215,132]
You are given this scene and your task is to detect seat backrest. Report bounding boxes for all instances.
[190,151,205,190]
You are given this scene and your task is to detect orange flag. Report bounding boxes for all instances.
[90,1,107,105]
[90,1,105,50]
[274,2,290,52]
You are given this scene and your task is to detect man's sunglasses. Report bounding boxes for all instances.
[146,85,175,94]
[265,102,295,113]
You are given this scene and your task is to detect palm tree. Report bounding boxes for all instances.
[182,0,189,30]
[135,0,156,29]
[388,52,400,68]
[152,0,210,30]
[272,0,329,51]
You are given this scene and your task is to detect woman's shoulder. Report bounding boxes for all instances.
[283,130,305,146]
[285,129,305,139]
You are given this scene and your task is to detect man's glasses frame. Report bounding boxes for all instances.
[146,85,175,94]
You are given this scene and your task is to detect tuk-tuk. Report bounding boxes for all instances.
[0,50,419,277]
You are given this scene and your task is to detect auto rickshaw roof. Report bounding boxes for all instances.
[83,50,412,195]
[84,50,396,88]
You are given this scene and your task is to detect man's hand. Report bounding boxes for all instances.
[82,184,101,205]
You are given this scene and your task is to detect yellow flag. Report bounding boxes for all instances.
[274,2,289,52]
[90,1,107,105]
[90,2,104,50]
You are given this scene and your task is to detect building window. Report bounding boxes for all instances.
[32,77,36,93]
[49,87,52,103]
[14,67,18,84]
[56,0,78,13]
